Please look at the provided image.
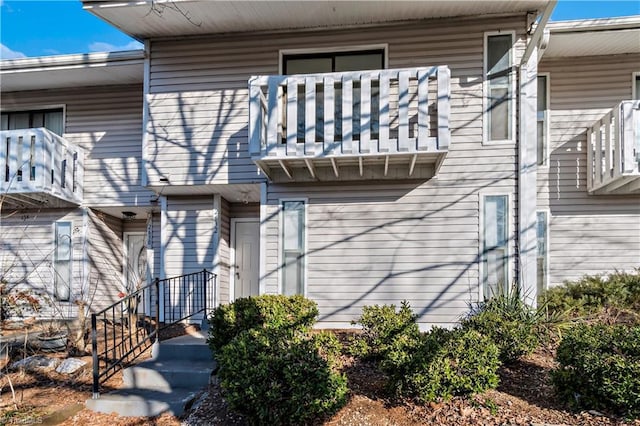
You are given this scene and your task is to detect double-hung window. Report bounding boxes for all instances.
[537,74,550,166]
[282,49,385,143]
[54,221,72,301]
[484,33,515,143]
[482,195,509,299]
[281,201,306,295]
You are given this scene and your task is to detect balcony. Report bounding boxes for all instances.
[0,128,84,207]
[249,66,450,182]
[587,100,640,194]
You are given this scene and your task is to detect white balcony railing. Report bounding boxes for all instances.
[0,128,84,206]
[587,100,640,194]
[249,66,450,181]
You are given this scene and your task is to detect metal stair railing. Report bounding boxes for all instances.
[90,269,216,398]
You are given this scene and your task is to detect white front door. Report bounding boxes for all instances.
[232,220,260,300]
[125,233,147,292]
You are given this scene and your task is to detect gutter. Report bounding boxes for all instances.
[0,50,144,72]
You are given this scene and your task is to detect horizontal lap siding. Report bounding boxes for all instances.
[539,55,640,285]
[1,85,152,208]
[0,208,84,319]
[147,16,525,190]
[87,209,124,312]
[151,16,527,326]
[164,196,216,278]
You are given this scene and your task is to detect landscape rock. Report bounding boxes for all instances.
[10,355,59,372]
[56,357,87,374]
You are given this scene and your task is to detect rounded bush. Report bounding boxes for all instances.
[552,323,640,418]
[351,301,420,360]
[461,294,540,363]
[207,294,318,353]
[217,329,348,425]
[388,327,500,402]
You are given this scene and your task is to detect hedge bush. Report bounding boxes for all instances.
[552,323,640,419]
[386,327,500,402]
[207,294,318,352]
[217,329,348,425]
[541,270,640,317]
[461,292,541,363]
[350,301,420,360]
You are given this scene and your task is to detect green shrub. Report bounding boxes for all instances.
[217,329,348,425]
[461,292,541,363]
[386,327,500,402]
[207,295,318,352]
[350,301,420,360]
[552,323,640,419]
[541,270,640,316]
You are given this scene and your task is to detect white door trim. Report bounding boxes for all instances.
[230,217,260,302]
[123,231,146,293]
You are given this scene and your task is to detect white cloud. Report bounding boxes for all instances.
[88,40,143,52]
[0,43,27,60]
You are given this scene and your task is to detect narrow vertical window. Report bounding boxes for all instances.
[482,195,509,299]
[5,137,10,182]
[29,135,36,181]
[72,152,78,192]
[634,74,640,100]
[54,221,72,301]
[536,211,548,295]
[485,33,514,142]
[16,136,23,181]
[61,156,67,188]
[537,75,549,166]
[282,201,306,295]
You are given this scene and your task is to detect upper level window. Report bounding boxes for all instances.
[283,50,384,74]
[1,108,64,135]
[537,74,549,166]
[484,33,514,143]
[634,73,640,100]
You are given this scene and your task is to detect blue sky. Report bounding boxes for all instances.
[1,0,639,59]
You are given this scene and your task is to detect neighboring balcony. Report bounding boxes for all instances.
[0,128,84,207]
[587,100,640,195]
[249,66,450,182]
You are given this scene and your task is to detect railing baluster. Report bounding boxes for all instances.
[621,101,636,174]
[417,70,431,151]
[379,74,390,153]
[342,77,353,154]
[267,78,280,157]
[287,77,298,156]
[604,113,612,178]
[587,129,594,190]
[437,66,451,150]
[305,76,316,156]
[323,77,335,155]
[398,71,410,152]
[595,120,603,184]
[360,75,371,154]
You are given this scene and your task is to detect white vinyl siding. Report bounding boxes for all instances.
[281,200,306,296]
[538,54,640,285]
[481,194,509,299]
[53,221,72,301]
[484,32,515,144]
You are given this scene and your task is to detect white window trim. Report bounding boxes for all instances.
[536,209,551,292]
[229,217,260,303]
[538,72,551,168]
[279,44,389,75]
[483,30,517,145]
[278,198,308,297]
[478,191,514,301]
[0,104,67,135]
[633,71,640,100]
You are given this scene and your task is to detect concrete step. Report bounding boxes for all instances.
[154,331,212,362]
[123,359,215,391]
[86,387,199,417]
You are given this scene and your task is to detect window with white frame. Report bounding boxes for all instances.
[282,49,385,143]
[482,195,509,299]
[1,108,64,135]
[537,74,549,166]
[536,211,548,295]
[281,201,306,295]
[54,221,72,301]
[485,33,514,143]
[634,73,640,100]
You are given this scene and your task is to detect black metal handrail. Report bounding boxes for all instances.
[91,269,216,398]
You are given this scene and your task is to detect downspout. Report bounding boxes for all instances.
[518,0,556,306]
